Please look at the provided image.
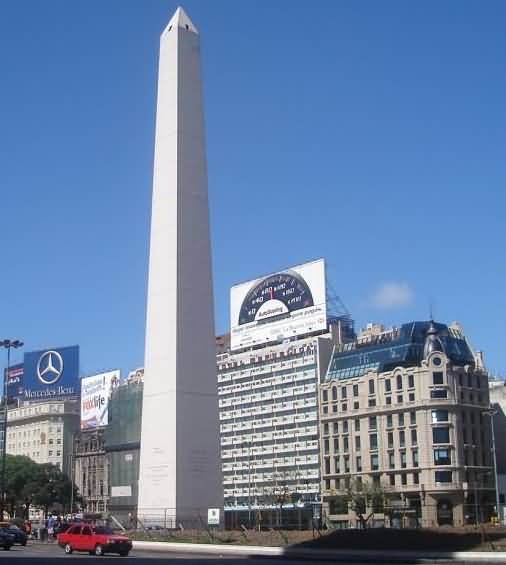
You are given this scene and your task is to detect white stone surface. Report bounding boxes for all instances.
[138,7,221,523]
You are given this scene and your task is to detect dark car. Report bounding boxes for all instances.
[0,528,15,550]
[6,526,27,546]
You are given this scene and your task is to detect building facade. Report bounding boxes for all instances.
[106,378,143,524]
[319,321,494,527]
[6,400,80,477]
[217,319,352,528]
[73,428,108,513]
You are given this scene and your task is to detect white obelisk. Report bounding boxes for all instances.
[138,7,221,524]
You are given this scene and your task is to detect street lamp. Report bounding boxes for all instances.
[0,339,24,520]
[483,407,500,522]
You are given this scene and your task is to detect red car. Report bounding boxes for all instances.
[57,524,132,556]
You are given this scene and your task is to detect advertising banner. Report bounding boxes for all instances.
[230,258,327,350]
[4,363,24,400]
[22,345,80,401]
[80,370,120,429]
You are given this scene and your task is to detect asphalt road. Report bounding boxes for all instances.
[0,541,373,564]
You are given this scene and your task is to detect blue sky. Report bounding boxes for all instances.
[1,0,505,378]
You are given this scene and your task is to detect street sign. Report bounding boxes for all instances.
[207,508,220,526]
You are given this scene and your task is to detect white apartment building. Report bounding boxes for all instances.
[217,320,350,528]
[6,400,80,477]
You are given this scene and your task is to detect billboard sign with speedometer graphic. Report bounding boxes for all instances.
[230,258,327,350]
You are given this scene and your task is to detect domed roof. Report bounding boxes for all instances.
[423,321,445,359]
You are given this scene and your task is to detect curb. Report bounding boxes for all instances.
[132,540,506,562]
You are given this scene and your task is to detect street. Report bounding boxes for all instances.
[0,541,401,564]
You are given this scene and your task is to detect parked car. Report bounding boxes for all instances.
[57,524,132,556]
[5,525,27,546]
[0,528,15,550]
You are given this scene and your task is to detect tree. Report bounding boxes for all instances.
[4,455,40,517]
[3,455,77,518]
[345,479,386,529]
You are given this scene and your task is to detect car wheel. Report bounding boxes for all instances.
[3,546,10,551]
[22,541,27,546]
[95,544,104,556]
[64,543,73,554]
[119,551,130,557]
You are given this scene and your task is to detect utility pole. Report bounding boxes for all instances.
[0,339,23,520]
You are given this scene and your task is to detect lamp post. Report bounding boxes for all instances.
[483,407,500,522]
[0,339,24,520]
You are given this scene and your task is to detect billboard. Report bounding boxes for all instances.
[22,345,79,400]
[80,370,120,429]
[230,258,327,350]
[4,364,24,400]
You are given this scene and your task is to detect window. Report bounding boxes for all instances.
[334,457,340,473]
[412,449,419,467]
[400,451,407,468]
[397,395,403,404]
[332,387,338,401]
[408,374,414,388]
[435,471,452,483]
[410,411,416,425]
[370,454,379,471]
[389,452,395,469]
[388,432,394,449]
[341,387,347,400]
[369,416,377,430]
[432,427,450,444]
[408,392,415,402]
[48,451,53,456]
[389,474,395,486]
[434,448,451,466]
[398,413,405,427]
[324,439,330,454]
[325,459,331,474]
[332,404,338,413]
[396,374,403,390]
[354,419,360,432]
[333,422,338,434]
[355,436,361,451]
[343,436,349,452]
[341,403,347,412]
[356,456,362,472]
[344,456,350,473]
[343,421,349,434]
[333,438,339,452]
[399,431,405,447]
[353,401,360,410]
[431,389,447,399]
[386,415,393,428]
[323,405,328,414]
[386,396,392,405]
[411,429,417,445]
[432,409,448,423]
[369,380,375,395]
[385,379,391,393]
[323,423,329,435]
[432,356,442,367]
[401,473,407,485]
[432,372,444,385]
[370,434,378,450]
[353,384,359,397]
[322,390,328,402]
[413,472,419,484]
[368,398,376,407]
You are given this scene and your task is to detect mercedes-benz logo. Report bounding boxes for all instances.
[37,350,64,385]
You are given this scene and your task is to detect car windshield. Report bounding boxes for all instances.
[94,527,115,535]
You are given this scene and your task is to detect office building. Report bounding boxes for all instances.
[6,400,80,476]
[319,321,493,527]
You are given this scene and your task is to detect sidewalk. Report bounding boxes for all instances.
[132,540,506,562]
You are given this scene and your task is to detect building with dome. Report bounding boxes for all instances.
[319,320,494,527]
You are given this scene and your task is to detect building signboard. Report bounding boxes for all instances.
[5,363,24,400]
[22,345,80,400]
[230,259,327,350]
[80,370,120,429]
